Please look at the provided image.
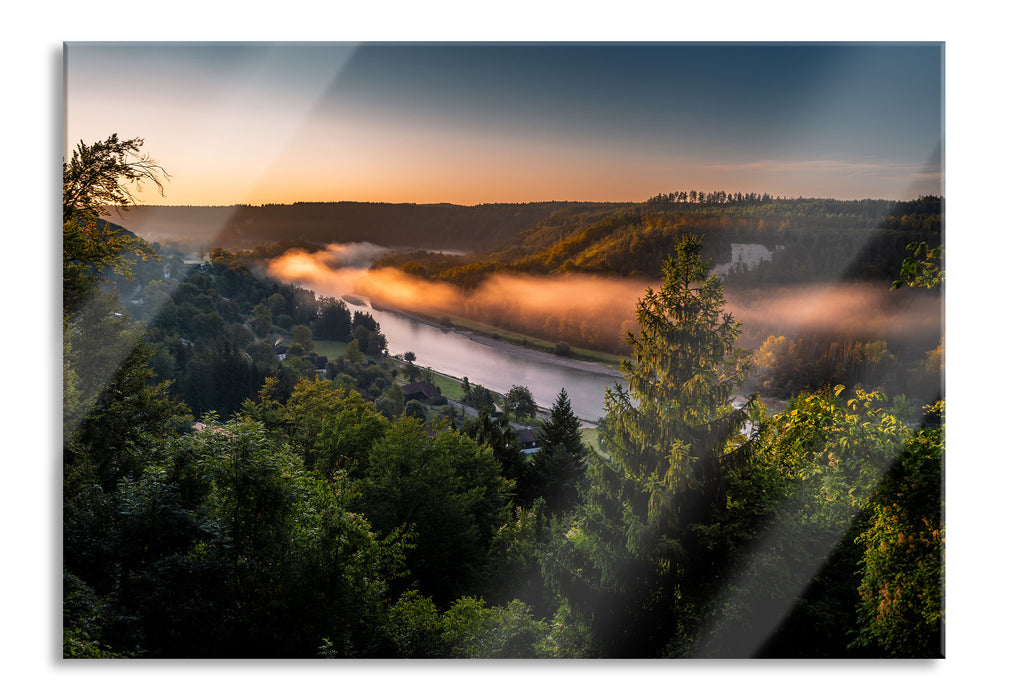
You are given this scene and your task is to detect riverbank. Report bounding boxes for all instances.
[462,332,623,379]
[377,303,625,371]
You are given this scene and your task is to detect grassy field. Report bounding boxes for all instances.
[310,339,348,360]
[418,368,467,401]
[580,427,608,458]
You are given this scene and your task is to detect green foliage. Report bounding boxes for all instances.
[62,138,942,656]
[463,409,531,504]
[535,602,595,658]
[695,387,934,657]
[64,218,156,314]
[504,384,537,419]
[605,234,750,528]
[351,311,387,355]
[362,418,513,605]
[62,572,122,658]
[65,340,192,494]
[483,503,544,603]
[63,134,168,219]
[398,196,943,298]
[376,381,406,419]
[344,337,363,364]
[403,399,427,421]
[762,388,906,522]
[106,416,402,657]
[892,242,944,290]
[441,598,550,658]
[758,336,900,399]
[752,334,786,372]
[190,418,304,574]
[530,388,587,514]
[378,590,449,658]
[312,296,352,341]
[544,235,752,656]
[373,592,552,658]
[461,381,497,412]
[62,291,146,434]
[281,378,390,477]
[854,401,944,656]
[63,134,168,313]
[291,323,314,352]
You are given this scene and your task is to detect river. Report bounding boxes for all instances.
[268,247,627,422]
[344,296,623,423]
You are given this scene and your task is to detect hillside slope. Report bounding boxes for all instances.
[376,195,944,288]
[102,201,615,254]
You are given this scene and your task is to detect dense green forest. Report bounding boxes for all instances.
[63,135,943,658]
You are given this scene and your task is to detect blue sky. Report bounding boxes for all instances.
[66,41,942,204]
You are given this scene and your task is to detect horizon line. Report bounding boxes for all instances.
[116,193,944,209]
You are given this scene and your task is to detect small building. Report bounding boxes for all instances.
[516,427,543,455]
[714,242,776,278]
[402,381,440,403]
[310,355,329,371]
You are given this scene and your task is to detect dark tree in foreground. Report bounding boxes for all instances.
[63,134,168,219]
[530,388,586,514]
[63,134,169,314]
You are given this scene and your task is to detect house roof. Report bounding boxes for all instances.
[402,381,440,399]
[516,428,542,444]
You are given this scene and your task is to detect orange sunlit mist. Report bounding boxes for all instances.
[725,283,943,344]
[267,244,943,356]
[267,245,651,352]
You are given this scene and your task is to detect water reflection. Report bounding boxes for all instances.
[350,298,622,423]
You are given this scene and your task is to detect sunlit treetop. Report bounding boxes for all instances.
[63,133,169,220]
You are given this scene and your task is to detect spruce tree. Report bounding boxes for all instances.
[544,234,752,656]
[531,388,586,513]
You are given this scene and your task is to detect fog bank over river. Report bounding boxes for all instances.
[266,243,625,422]
[267,242,942,422]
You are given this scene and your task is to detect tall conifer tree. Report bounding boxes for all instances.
[531,388,586,513]
[544,234,752,656]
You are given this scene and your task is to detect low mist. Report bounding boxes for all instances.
[268,244,649,351]
[726,283,943,349]
[267,244,942,355]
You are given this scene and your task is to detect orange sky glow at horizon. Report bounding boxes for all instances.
[65,42,943,207]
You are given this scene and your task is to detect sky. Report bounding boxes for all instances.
[64,42,943,206]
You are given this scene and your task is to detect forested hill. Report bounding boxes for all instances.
[373,194,944,288]
[102,201,618,253]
